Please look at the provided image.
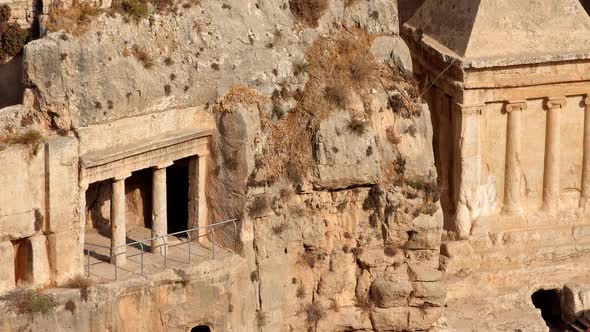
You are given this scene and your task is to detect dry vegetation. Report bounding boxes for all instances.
[0,4,29,62]
[46,0,99,36]
[304,302,326,325]
[131,44,154,68]
[0,130,44,150]
[256,30,379,185]
[289,0,328,27]
[1,290,57,315]
[63,275,94,302]
[248,194,270,218]
[256,309,268,328]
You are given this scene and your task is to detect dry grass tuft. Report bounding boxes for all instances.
[64,275,94,302]
[296,284,306,298]
[215,85,269,113]
[386,126,400,145]
[324,81,350,109]
[271,221,288,235]
[0,4,29,62]
[346,53,378,89]
[131,45,154,69]
[46,0,99,36]
[347,117,370,136]
[297,251,316,268]
[256,309,268,328]
[344,0,360,7]
[65,299,76,314]
[1,130,44,152]
[289,0,328,27]
[304,302,326,325]
[249,195,270,218]
[2,290,57,315]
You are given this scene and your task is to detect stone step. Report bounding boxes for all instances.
[442,240,590,274]
[467,224,590,251]
[445,254,590,300]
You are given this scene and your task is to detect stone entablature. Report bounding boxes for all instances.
[80,129,211,184]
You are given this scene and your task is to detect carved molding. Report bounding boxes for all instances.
[82,137,209,184]
[545,97,567,110]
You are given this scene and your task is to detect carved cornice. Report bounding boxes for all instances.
[81,137,209,184]
[505,100,528,113]
[545,97,567,110]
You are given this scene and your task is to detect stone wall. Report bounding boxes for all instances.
[0,135,80,292]
[0,255,258,332]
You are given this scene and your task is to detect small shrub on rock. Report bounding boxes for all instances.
[296,284,306,298]
[249,195,270,218]
[271,221,288,235]
[304,302,326,325]
[46,0,99,36]
[256,309,268,327]
[115,0,149,21]
[0,5,29,63]
[289,0,328,27]
[64,275,94,302]
[347,117,370,136]
[131,45,154,68]
[2,290,57,315]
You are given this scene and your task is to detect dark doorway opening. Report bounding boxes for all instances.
[581,0,590,16]
[190,325,211,332]
[531,289,566,330]
[167,158,190,235]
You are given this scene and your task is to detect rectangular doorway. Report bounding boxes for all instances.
[167,157,190,234]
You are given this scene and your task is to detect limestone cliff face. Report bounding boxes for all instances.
[2,0,445,331]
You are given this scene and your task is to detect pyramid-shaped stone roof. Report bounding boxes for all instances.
[405,0,590,67]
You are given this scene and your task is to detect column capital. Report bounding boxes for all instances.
[505,100,527,113]
[153,161,173,170]
[584,95,590,106]
[454,103,484,115]
[113,173,131,181]
[545,97,567,110]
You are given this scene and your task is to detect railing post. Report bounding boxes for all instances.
[187,232,192,264]
[232,219,237,253]
[211,226,215,259]
[163,235,168,269]
[113,247,118,281]
[86,249,90,276]
[139,242,144,276]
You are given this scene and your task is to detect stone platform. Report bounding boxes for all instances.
[84,226,231,282]
[438,212,590,331]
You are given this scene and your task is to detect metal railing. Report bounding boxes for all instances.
[84,219,238,280]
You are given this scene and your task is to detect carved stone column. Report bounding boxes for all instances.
[542,97,566,213]
[79,181,89,274]
[453,103,483,239]
[503,101,527,214]
[189,153,209,242]
[581,96,590,210]
[111,174,130,266]
[151,163,172,255]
